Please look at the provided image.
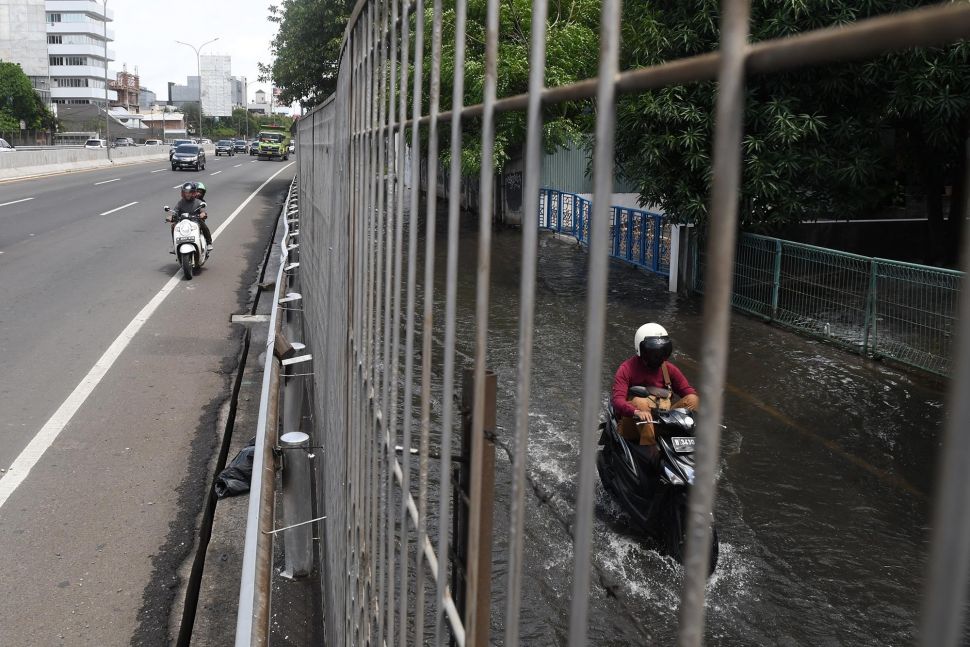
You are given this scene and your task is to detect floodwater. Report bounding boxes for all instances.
[395,204,951,646]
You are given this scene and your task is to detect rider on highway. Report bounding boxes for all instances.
[167,182,212,250]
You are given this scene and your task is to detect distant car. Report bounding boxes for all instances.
[249,141,259,156]
[233,140,248,154]
[287,143,295,154]
[215,140,234,156]
[201,138,212,145]
[169,138,193,160]
[0,138,15,152]
[113,137,134,147]
[144,139,163,146]
[84,138,106,149]
[171,144,206,171]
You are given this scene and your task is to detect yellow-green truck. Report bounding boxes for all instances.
[256,126,290,160]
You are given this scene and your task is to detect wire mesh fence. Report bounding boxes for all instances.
[695,233,962,377]
[237,1,970,645]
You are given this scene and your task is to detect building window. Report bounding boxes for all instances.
[48,35,63,44]
[49,56,64,66]
[47,13,62,23]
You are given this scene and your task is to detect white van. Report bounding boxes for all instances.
[84,139,106,149]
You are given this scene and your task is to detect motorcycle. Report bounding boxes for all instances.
[164,203,210,280]
[596,385,718,574]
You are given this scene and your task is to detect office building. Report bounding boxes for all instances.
[46,0,116,106]
[0,0,51,105]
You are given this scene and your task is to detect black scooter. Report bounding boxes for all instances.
[596,386,718,573]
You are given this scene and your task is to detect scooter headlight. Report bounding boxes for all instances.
[663,466,684,485]
[176,221,195,236]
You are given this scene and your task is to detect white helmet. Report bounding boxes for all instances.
[634,323,672,368]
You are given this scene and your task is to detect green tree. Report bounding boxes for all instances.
[260,0,355,107]
[614,0,969,261]
[0,62,54,131]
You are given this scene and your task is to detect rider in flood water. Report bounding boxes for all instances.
[611,323,699,464]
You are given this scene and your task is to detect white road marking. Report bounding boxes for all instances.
[250,160,257,163]
[94,178,120,185]
[99,201,139,216]
[151,169,167,173]
[0,197,34,207]
[0,161,295,511]
[210,171,222,176]
[233,164,242,168]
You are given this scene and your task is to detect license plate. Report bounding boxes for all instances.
[671,437,695,453]
[176,236,194,243]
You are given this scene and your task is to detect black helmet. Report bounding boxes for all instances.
[180,182,195,200]
[635,322,672,369]
[194,181,206,200]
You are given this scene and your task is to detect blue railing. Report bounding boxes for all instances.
[538,187,671,275]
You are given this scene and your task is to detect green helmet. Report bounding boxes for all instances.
[194,181,207,200]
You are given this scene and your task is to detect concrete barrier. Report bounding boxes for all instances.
[0,145,215,182]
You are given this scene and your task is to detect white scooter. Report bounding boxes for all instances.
[164,203,210,280]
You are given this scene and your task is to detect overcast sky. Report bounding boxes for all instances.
[109,0,288,110]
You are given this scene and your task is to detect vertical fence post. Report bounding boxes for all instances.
[457,367,496,647]
[863,260,879,356]
[653,215,662,273]
[280,430,313,578]
[771,238,782,320]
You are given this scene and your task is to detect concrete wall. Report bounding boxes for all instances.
[0,145,214,181]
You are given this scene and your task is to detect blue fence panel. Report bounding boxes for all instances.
[538,187,669,277]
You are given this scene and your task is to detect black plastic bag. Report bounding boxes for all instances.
[215,438,256,499]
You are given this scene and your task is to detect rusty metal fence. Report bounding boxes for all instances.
[241,1,970,645]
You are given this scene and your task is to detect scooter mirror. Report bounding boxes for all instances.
[163,206,171,212]
[198,201,207,209]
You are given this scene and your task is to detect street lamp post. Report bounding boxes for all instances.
[175,38,219,144]
[102,0,110,160]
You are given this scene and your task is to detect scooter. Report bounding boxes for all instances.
[596,386,718,573]
[164,203,210,280]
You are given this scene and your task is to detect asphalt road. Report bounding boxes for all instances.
[0,155,294,645]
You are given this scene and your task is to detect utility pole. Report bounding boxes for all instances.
[102,0,111,160]
[175,38,219,143]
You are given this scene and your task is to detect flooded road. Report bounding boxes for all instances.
[400,207,949,645]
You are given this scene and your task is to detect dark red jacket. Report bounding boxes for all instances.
[611,356,696,418]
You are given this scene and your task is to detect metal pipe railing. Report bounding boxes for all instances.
[235,179,298,646]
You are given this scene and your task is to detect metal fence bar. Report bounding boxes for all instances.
[465,0,499,642]
[388,0,411,640]
[374,1,390,642]
[379,3,970,132]
[383,0,400,644]
[678,1,749,645]
[920,157,970,647]
[568,0,621,643]
[416,0,443,643]
[399,0,425,641]
[434,0,469,641]
[504,0,549,641]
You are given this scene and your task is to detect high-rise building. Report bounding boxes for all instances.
[46,0,116,107]
[199,54,231,117]
[0,0,51,106]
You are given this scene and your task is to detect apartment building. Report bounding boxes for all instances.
[46,0,116,106]
[0,0,51,105]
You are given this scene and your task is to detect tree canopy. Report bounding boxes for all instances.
[614,0,969,254]
[0,62,54,131]
[260,0,355,107]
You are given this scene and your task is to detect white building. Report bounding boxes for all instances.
[0,0,51,105]
[46,0,116,107]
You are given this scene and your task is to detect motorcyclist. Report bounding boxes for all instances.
[611,323,699,458]
[166,181,212,250]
